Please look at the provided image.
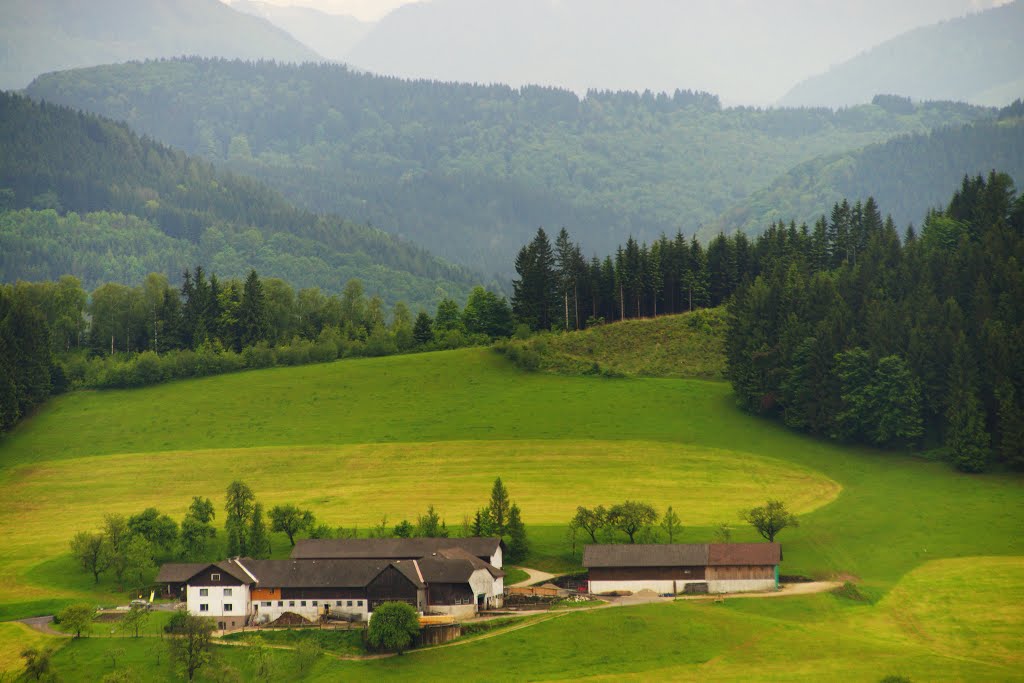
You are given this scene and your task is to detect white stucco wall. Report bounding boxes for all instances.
[589,578,777,595]
[251,596,370,624]
[490,546,503,569]
[186,584,250,618]
[428,603,477,619]
[706,579,776,594]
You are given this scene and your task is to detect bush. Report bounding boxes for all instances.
[243,342,276,369]
[367,602,420,654]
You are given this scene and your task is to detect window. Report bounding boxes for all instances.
[199,589,208,597]
[278,601,284,607]
[312,601,318,606]
[357,600,363,607]
[262,601,271,607]
[289,601,295,607]
[224,588,232,596]
[335,601,342,606]
[300,601,307,607]
[224,603,233,612]
[211,573,221,581]
[347,600,353,607]
[199,604,209,612]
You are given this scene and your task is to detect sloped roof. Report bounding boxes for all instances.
[291,537,504,560]
[155,563,209,583]
[238,558,425,589]
[707,543,781,566]
[435,546,505,579]
[583,544,709,568]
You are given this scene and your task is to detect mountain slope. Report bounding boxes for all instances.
[780,1,1024,107]
[0,0,320,90]
[346,0,985,105]
[0,92,478,307]
[705,100,1024,238]
[24,58,992,275]
[230,0,372,61]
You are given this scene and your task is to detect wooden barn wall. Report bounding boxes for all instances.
[589,566,706,581]
[280,587,366,600]
[428,583,473,605]
[706,565,774,580]
[188,566,244,587]
[366,566,418,603]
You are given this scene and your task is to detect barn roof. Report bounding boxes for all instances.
[708,543,781,566]
[155,563,209,583]
[291,537,504,561]
[583,544,709,567]
[237,558,425,589]
[418,547,505,583]
[583,543,782,568]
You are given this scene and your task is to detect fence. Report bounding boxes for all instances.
[507,585,559,598]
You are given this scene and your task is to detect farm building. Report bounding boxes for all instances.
[156,538,506,628]
[292,537,505,571]
[583,543,781,595]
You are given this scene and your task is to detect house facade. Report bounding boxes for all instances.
[156,537,506,627]
[583,543,781,595]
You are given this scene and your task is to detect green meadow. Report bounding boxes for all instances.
[0,323,1021,679]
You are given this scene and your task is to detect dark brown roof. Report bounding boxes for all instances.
[291,537,504,561]
[707,543,781,566]
[155,563,209,583]
[237,558,425,589]
[583,543,782,568]
[583,544,709,568]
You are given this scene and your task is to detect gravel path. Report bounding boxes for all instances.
[509,567,559,588]
[19,615,69,637]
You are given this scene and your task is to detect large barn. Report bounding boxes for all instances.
[583,543,781,595]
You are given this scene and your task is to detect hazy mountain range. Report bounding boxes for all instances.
[781,0,1024,107]
[230,0,372,60]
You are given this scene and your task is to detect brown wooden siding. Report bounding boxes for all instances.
[189,566,244,587]
[589,566,706,581]
[706,565,774,580]
[280,587,366,600]
[428,583,473,606]
[366,565,419,606]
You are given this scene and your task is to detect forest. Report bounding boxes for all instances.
[0,268,513,433]
[507,174,1024,472]
[25,58,992,274]
[0,92,481,309]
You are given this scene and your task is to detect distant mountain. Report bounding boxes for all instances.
[704,99,1024,239]
[230,0,372,61]
[0,92,479,307]
[345,0,985,105]
[0,0,321,90]
[780,1,1024,107]
[26,59,992,275]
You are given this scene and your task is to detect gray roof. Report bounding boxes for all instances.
[583,543,782,568]
[155,563,209,583]
[238,558,424,589]
[418,547,505,583]
[583,544,709,568]
[291,537,504,561]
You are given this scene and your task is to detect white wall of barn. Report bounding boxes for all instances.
[186,584,251,620]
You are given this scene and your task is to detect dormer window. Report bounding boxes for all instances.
[211,573,221,581]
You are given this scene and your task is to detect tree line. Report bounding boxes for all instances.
[727,172,1024,472]
[0,270,513,433]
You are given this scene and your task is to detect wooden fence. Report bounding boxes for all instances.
[507,585,559,598]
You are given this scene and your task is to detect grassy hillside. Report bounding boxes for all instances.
[780,1,1024,107]
[0,0,319,90]
[0,347,1020,678]
[498,308,727,379]
[24,58,991,273]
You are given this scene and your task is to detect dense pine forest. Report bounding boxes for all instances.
[0,92,481,308]
[25,58,992,274]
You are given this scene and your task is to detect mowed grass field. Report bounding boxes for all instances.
[0,337,1022,679]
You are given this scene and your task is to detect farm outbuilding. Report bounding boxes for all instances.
[583,543,781,595]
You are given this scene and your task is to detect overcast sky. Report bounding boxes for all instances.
[246,0,1011,22]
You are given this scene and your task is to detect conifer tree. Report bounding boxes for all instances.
[945,336,990,473]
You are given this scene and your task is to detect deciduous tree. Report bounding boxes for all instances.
[741,500,798,543]
[269,504,315,547]
[607,501,658,543]
[367,602,420,654]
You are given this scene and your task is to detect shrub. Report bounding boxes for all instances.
[367,602,420,654]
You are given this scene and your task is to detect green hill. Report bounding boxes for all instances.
[704,101,1024,238]
[0,92,479,307]
[24,58,992,274]
[0,0,320,91]
[780,1,1024,107]
[497,308,727,379]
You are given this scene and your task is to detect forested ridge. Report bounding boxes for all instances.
[25,58,992,275]
[706,98,1024,239]
[0,92,481,309]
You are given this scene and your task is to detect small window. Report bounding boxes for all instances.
[199,588,208,597]
[300,601,307,607]
[224,603,233,612]
[289,601,295,607]
[347,600,353,607]
[199,604,209,612]
[312,601,318,606]
[278,601,284,607]
[223,588,232,596]
[336,601,342,606]
[357,600,363,607]
[262,601,271,607]
[211,573,221,582]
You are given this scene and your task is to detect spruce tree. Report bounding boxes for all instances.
[249,503,271,559]
[506,504,528,564]
[238,269,268,349]
[945,337,990,472]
